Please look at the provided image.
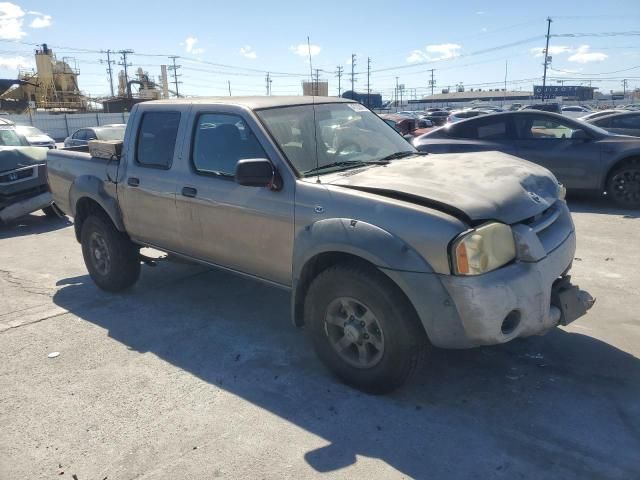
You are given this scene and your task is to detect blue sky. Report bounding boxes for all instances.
[0,0,638,99]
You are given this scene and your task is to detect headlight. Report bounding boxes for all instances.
[451,222,516,275]
[559,183,567,200]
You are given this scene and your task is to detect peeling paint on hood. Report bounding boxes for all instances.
[327,151,560,224]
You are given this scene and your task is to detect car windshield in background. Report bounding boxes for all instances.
[16,126,45,136]
[0,128,27,146]
[257,103,416,176]
[96,126,125,141]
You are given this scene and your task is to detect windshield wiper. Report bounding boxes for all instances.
[378,151,419,161]
[304,160,389,175]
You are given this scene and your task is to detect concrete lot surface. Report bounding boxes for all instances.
[1,199,639,479]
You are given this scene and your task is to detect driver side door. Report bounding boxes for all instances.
[512,113,601,190]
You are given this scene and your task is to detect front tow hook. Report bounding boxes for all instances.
[551,276,596,326]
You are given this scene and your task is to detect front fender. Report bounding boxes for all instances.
[293,218,434,281]
[69,175,125,231]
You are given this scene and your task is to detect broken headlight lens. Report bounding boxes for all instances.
[452,222,516,275]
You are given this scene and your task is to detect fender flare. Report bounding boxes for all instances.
[69,175,125,232]
[291,218,435,326]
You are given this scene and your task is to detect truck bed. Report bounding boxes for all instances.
[47,148,116,217]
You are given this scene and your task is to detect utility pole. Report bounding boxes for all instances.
[367,57,371,107]
[503,60,508,106]
[168,56,181,98]
[541,17,552,102]
[100,50,115,97]
[228,80,232,96]
[336,66,343,97]
[428,69,436,96]
[265,72,272,95]
[622,79,628,98]
[117,49,134,98]
[313,68,320,95]
[395,76,399,108]
[350,54,356,97]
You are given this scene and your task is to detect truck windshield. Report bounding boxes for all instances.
[0,128,28,146]
[256,103,416,176]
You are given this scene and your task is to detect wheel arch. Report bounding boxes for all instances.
[69,175,125,242]
[291,218,434,328]
[603,154,640,193]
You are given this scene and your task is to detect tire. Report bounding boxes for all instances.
[304,263,428,394]
[607,159,640,209]
[80,212,140,292]
[42,205,59,218]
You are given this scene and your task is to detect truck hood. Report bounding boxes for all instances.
[0,147,48,173]
[326,151,560,225]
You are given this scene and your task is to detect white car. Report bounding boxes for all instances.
[15,125,56,149]
[447,109,487,123]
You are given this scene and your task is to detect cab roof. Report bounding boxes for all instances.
[145,95,355,110]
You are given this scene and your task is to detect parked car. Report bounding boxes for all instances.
[0,146,56,223]
[520,103,562,113]
[47,96,593,393]
[15,125,56,149]
[561,105,592,113]
[414,110,640,208]
[379,114,433,139]
[579,109,624,122]
[585,111,640,137]
[63,125,126,148]
[447,109,487,123]
[621,104,640,111]
[422,110,449,126]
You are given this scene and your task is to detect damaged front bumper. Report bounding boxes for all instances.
[0,163,51,223]
[435,228,594,348]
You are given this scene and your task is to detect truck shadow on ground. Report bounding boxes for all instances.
[0,213,72,239]
[52,263,640,479]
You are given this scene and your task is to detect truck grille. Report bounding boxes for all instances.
[522,201,572,254]
[0,166,35,184]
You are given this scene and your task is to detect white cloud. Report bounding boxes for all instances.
[0,55,32,70]
[181,36,205,55]
[0,2,26,39]
[530,45,573,57]
[476,11,485,14]
[29,14,51,28]
[407,43,461,63]
[239,45,256,60]
[290,43,321,57]
[568,45,607,64]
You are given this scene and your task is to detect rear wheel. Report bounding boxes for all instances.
[81,213,140,292]
[304,263,428,394]
[607,159,640,208]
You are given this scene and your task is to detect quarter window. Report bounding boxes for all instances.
[136,112,180,168]
[519,116,575,139]
[192,113,267,176]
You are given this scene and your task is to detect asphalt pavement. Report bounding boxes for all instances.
[1,198,639,479]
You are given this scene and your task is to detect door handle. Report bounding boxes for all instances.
[127,177,140,187]
[182,186,197,198]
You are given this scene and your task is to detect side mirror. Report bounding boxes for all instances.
[571,129,590,141]
[235,158,281,190]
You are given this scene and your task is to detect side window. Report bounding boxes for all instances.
[136,111,180,168]
[518,115,575,139]
[73,129,85,140]
[86,129,97,141]
[611,116,640,129]
[192,113,267,176]
[477,120,508,139]
[449,122,477,139]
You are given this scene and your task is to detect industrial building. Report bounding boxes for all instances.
[0,44,85,112]
[342,91,383,109]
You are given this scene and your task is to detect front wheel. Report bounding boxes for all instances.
[81,213,140,292]
[607,159,640,208]
[304,263,428,394]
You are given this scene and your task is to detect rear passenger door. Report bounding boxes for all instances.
[446,115,517,154]
[119,108,186,252]
[174,109,295,285]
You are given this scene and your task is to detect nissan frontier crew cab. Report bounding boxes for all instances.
[47,97,594,393]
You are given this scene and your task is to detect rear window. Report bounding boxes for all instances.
[136,112,180,168]
[96,126,125,141]
[0,128,26,146]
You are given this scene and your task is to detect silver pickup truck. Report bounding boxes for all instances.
[47,96,594,393]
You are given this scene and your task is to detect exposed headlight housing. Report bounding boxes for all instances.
[558,183,567,200]
[451,222,516,275]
